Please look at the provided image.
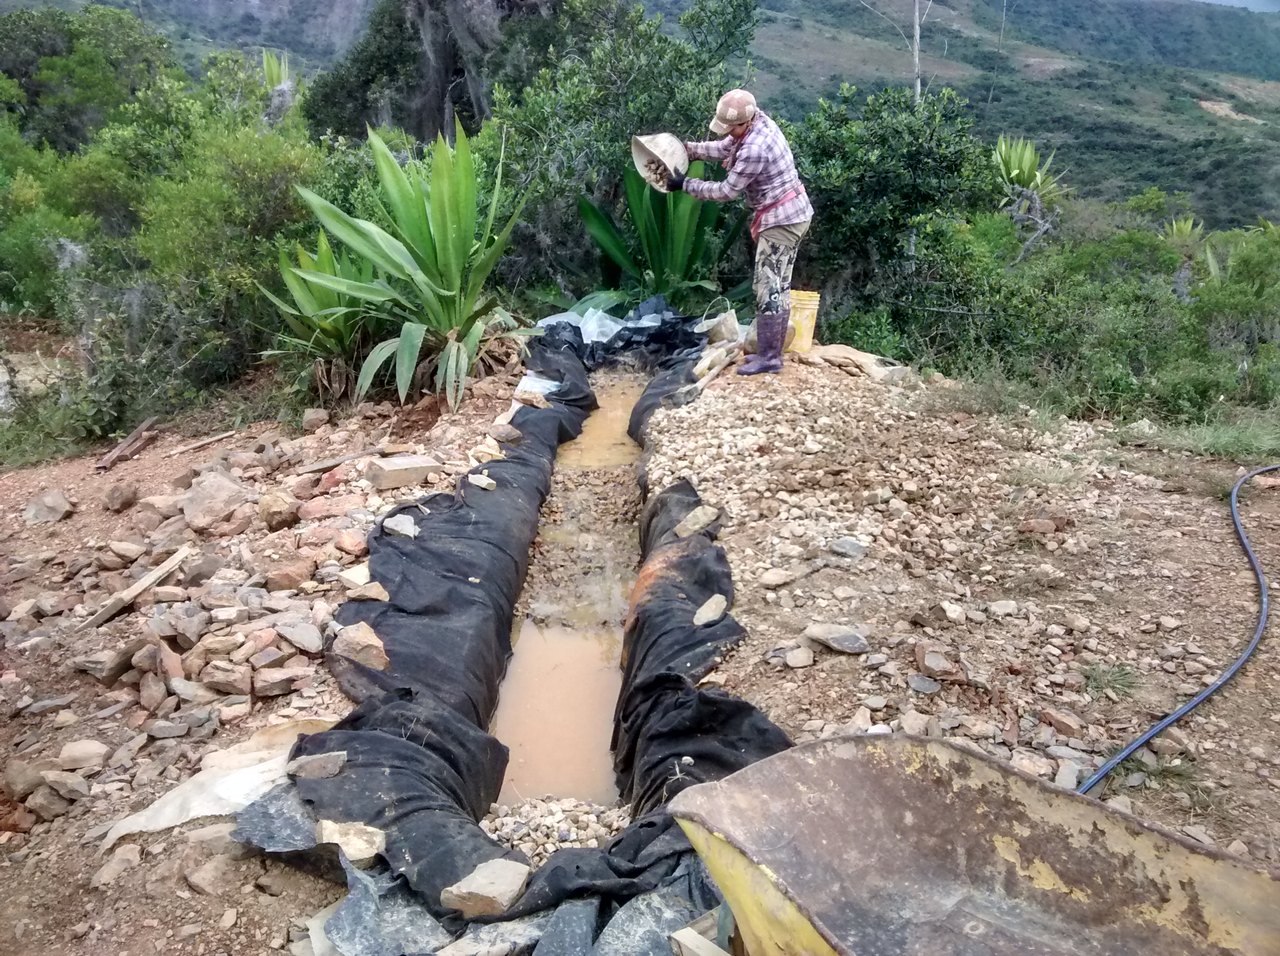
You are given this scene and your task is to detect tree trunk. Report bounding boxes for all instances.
[913,0,921,105]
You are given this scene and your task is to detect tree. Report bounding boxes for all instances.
[302,0,550,142]
[855,0,932,103]
[0,5,176,151]
[787,85,998,299]
[487,0,759,288]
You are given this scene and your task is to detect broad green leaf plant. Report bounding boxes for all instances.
[993,135,1067,210]
[578,162,742,309]
[281,122,530,410]
[259,231,377,400]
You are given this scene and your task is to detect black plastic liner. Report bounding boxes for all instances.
[238,337,596,927]
[538,296,706,373]
[234,321,791,953]
[626,357,699,447]
[501,473,792,926]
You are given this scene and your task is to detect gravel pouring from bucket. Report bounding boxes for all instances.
[632,134,689,192]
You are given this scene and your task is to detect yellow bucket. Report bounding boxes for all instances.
[787,291,820,353]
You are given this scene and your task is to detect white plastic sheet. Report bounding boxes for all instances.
[101,718,335,850]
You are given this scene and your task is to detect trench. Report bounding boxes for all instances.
[490,375,648,806]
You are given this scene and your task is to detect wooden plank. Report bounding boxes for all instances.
[95,416,160,472]
[292,447,389,477]
[670,928,730,956]
[79,546,192,631]
[165,430,237,459]
[124,430,159,461]
[686,911,719,938]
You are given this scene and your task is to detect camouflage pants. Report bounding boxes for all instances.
[753,219,811,315]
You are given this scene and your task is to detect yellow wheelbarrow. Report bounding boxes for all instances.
[668,735,1280,956]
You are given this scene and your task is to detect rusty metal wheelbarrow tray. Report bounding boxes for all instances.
[668,735,1280,956]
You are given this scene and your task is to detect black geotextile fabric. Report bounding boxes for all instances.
[236,324,792,952]
[496,445,793,926]
[257,337,596,926]
[539,295,706,372]
[626,355,698,446]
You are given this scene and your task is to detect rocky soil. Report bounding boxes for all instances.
[0,372,534,955]
[644,353,1280,864]
[2,344,1279,955]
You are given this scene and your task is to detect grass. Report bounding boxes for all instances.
[0,397,91,469]
[1084,663,1141,698]
[1146,412,1280,461]
[0,366,311,471]
[1112,752,1200,792]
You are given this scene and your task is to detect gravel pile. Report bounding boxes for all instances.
[482,798,631,867]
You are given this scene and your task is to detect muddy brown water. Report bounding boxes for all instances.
[491,378,647,806]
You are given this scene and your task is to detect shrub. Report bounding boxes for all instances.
[279,125,530,409]
[578,163,744,310]
[486,0,758,291]
[786,85,999,310]
[0,187,90,313]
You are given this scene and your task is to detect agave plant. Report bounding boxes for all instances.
[578,164,743,307]
[262,50,291,88]
[1161,216,1206,303]
[993,135,1067,210]
[259,232,378,400]
[1161,216,1204,254]
[292,123,531,409]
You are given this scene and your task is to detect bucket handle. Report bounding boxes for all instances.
[699,295,731,325]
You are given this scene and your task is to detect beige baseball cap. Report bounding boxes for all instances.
[709,89,758,135]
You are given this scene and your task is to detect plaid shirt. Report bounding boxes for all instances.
[683,111,813,234]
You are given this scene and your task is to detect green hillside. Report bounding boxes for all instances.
[0,0,373,70]
[732,0,1280,226]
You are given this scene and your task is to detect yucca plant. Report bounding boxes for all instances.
[1161,216,1204,254]
[993,135,1067,210]
[263,50,290,88]
[1162,216,1205,303]
[259,232,378,400]
[578,164,743,308]
[293,123,531,409]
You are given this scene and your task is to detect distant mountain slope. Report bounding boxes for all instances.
[980,0,1280,81]
[0,0,376,65]
[732,0,1280,225]
[2,0,1277,223]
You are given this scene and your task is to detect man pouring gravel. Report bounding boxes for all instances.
[667,89,813,376]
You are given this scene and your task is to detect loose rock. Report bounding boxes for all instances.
[91,844,142,888]
[24,489,74,525]
[674,505,719,538]
[693,595,728,626]
[103,483,140,513]
[331,622,389,670]
[802,622,870,655]
[441,859,531,919]
[315,819,385,866]
[59,739,110,771]
[259,492,301,531]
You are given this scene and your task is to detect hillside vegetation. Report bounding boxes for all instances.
[3,0,1277,223]
[1,0,1279,468]
[737,0,1280,226]
[0,0,375,68]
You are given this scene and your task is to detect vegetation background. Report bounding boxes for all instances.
[1,0,1279,465]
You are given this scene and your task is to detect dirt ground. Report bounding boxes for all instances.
[643,359,1280,864]
[0,378,516,956]
[1,354,1278,955]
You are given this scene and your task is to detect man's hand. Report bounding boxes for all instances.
[667,169,686,192]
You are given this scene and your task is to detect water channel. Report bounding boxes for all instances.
[489,376,647,806]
